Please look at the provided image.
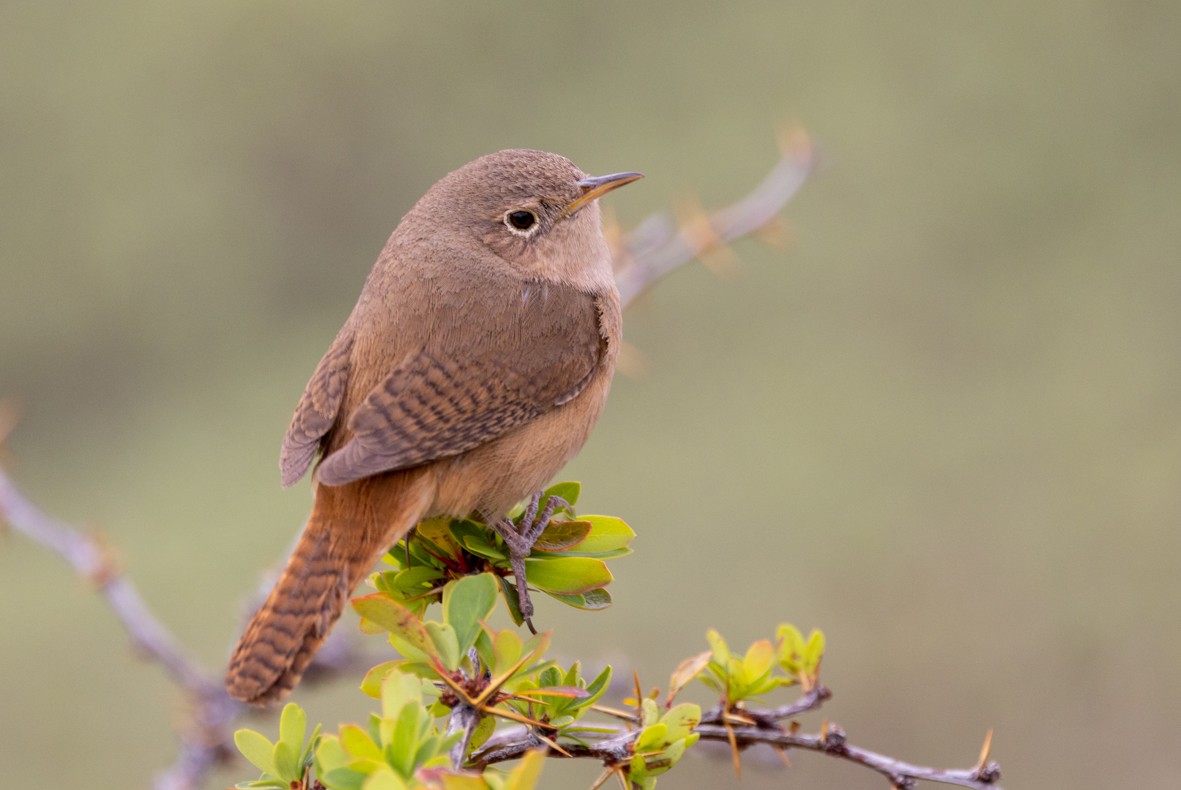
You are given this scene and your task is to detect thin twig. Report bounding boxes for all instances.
[692,722,1002,790]
[615,127,818,308]
[0,468,243,789]
[447,704,481,770]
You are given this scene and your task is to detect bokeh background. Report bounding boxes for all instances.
[3,3,1178,788]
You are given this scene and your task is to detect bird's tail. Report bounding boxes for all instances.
[226,472,433,704]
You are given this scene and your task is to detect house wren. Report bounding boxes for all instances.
[226,149,641,704]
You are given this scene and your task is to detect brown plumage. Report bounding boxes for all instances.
[226,150,640,704]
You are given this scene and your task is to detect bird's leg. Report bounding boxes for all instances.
[492,492,569,633]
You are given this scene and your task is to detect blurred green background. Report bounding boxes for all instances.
[3,2,1179,788]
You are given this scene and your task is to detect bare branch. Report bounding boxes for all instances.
[615,127,818,308]
[0,468,218,695]
[0,468,245,789]
[692,722,1002,790]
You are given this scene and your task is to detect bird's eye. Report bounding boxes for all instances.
[504,209,539,235]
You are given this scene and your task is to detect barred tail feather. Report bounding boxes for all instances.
[226,473,431,704]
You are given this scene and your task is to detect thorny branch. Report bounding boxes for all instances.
[0,136,1007,790]
[468,701,1002,790]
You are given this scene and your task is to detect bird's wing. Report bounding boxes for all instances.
[314,279,606,486]
[279,331,353,487]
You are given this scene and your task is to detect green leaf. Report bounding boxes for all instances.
[523,557,612,595]
[661,704,701,742]
[742,639,775,681]
[302,723,322,766]
[320,767,368,790]
[572,515,635,554]
[339,724,383,761]
[583,665,613,706]
[491,628,524,677]
[442,573,499,655]
[634,722,668,753]
[650,737,688,775]
[776,623,805,666]
[578,589,613,609]
[272,739,298,782]
[538,666,562,689]
[640,698,659,728]
[425,621,460,671]
[359,765,406,788]
[496,575,525,625]
[391,565,444,592]
[360,660,402,699]
[278,702,307,755]
[361,768,406,790]
[542,480,581,510]
[461,532,506,560]
[532,519,591,552]
[546,588,613,610]
[706,629,731,666]
[417,516,463,555]
[353,593,436,661]
[313,733,347,771]
[390,704,423,777]
[233,728,276,776]
[468,712,496,754]
[804,629,826,668]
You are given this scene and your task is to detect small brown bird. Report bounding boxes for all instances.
[226,149,641,704]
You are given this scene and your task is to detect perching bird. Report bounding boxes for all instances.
[226,149,640,704]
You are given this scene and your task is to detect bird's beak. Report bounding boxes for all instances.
[563,171,644,217]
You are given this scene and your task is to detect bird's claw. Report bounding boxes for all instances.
[493,492,570,633]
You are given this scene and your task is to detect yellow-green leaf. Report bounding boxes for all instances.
[706,629,730,666]
[492,629,523,677]
[542,481,581,510]
[425,621,460,671]
[573,515,635,554]
[233,728,276,776]
[272,740,298,781]
[339,724,382,761]
[278,702,307,753]
[353,593,436,661]
[361,766,406,790]
[742,639,775,680]
[524,557,612,595]
[417,516,462,555]
[634,722,668,753]
[442,573,499,655]
[777,623,805,663]
[804,629,826,667]
[360,660,402,699]
[661,703,701,742]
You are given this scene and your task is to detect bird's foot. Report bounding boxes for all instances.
[492,492,570,634]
